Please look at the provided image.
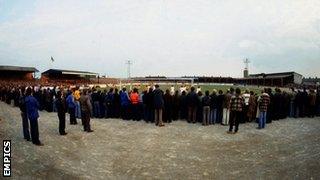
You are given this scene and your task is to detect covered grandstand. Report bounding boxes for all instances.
[0,65,38,80]
[41,69,98,84]
[243,72,303,87]
[132,72,303,87]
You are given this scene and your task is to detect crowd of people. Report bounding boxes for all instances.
[1,81,320,146]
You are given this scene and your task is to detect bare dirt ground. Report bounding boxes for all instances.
[0,101,320,180]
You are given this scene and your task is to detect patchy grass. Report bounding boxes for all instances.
[95,84,264,94]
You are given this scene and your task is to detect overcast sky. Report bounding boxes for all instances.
[0,0,319,78]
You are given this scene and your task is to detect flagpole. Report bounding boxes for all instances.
[50,56,55,69]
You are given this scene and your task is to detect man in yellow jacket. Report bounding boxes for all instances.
[74,87,81,119]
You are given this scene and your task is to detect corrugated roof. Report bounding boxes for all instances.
[0,65,38,72]
[302,78,320,83]
[42,69,98,76]
[245,75,292,79]
[249,71,302,78]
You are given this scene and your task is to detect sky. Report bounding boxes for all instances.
[0,0,319,78]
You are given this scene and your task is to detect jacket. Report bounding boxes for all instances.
[80,95,92,114]
[144,91,154,109]
[19,95,27,113]
[164,93,173,109]
[230,94,244,112]
[222,93,232,109]
[120,91,130,106]
[105,92,114,105]
[210,94,218,109]
[130,92,139,105]
[259,93,270,112]
[66,94,76,109]
[202,95,211,107]
[309,92,317,106]
[25,95,40,120]
[56,97,67,114]
[217,94,224,109]
[74,90,81,101]
[153,89,164,109]
[187,92,199,108]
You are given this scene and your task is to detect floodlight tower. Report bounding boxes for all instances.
[243,58,250,78]
[126,60,132,79]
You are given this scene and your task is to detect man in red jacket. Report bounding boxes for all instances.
[130,88,140,121]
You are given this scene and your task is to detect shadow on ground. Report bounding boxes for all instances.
[0,102,320,179]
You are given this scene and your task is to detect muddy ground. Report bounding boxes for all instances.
[0,102,319,180]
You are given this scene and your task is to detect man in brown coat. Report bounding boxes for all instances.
[247,91,257,122]
[80,90,93,132]
[308,89,317,118]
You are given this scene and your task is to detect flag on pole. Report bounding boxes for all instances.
[51,56,55,62]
